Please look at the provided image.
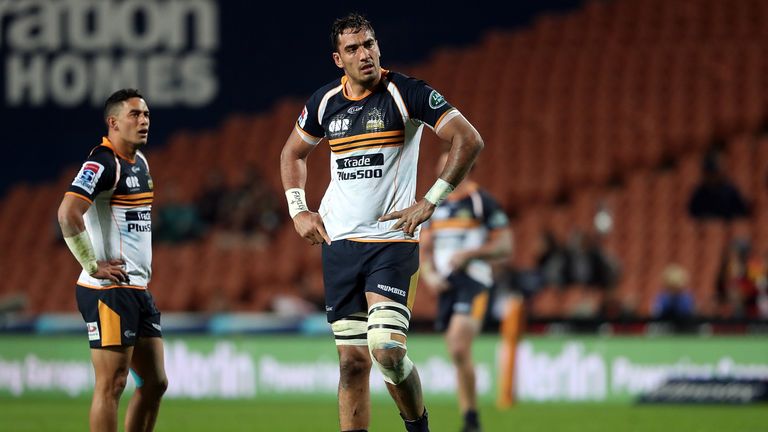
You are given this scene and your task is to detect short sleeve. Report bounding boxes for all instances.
[480,191,509,230]
[67,147,117,202]
[394,74,457,130]
[295,91,325,145]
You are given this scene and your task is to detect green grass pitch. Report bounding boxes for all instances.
[1,397,766,431]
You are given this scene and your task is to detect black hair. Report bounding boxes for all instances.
[330,13,375,52]
[103,88,144,125]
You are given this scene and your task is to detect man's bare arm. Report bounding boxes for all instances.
[379,114,484,235]
[57,195,127,282]
[280,128,331,245]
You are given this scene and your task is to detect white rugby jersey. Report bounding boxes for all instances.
[66,137,153,289]
[296,70,461,241]
[423,183,509,287]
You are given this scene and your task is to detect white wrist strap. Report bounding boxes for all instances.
[424,178,455,206]
[285,188,309,218]
[64,230,98,275]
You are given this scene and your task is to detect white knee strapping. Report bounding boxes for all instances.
[331,313,368,346]
[367,302,414,384]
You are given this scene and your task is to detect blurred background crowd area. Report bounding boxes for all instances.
[2,0,768,330]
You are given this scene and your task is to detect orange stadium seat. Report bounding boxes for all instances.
[3,0,768,321]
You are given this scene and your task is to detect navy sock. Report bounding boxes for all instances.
[402,408,429,432]
[464,409,480,428]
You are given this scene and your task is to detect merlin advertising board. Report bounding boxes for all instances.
[1,335,766,403]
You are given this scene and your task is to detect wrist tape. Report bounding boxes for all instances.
[424,178,455,206]
[285,188,309,218]
[64,230,98,275]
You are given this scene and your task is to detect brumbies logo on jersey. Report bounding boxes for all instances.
[72,162,105,195]
[365,108,385,132]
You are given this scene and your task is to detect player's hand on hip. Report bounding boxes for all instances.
[90,259,129,283]
[379,198,436,237]
[293,211,331,245]
[449,251,471,271]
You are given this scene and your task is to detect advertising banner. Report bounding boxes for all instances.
[0,335,765,402]
[515,337,768,402]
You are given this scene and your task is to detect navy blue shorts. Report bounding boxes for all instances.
[76,285,162,348]
[435,272,489,331]
[322,240,419,322]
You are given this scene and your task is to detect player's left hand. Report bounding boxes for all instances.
[379,198,436,236]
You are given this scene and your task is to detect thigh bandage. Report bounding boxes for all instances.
[367,302,414,384]
[331,312,368,346]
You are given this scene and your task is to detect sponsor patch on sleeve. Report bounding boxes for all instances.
[428,90,447,109]
[72,162,105,195]
[297,106,308,129]
[489,210,509,228]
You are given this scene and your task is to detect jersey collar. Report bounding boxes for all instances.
[341,68,389,101]
[101,137,136,163]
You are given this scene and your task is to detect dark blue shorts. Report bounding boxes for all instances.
[76,285,162,348]
[435,272,489,331]
[322,240,419,322]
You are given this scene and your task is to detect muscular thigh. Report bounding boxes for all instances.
[91,345,133,382]
[131,337,166,385]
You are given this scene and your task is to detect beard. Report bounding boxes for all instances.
[357,67,379,86]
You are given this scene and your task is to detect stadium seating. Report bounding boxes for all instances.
[4,0,768,321]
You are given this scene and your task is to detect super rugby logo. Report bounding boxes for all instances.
[72,161,105,195]
[297,106,308,129]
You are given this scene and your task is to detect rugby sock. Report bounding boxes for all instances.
[129,368,144,388]
[464,409,479,427]
[402,408,429,432]
[464,409,480,429]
